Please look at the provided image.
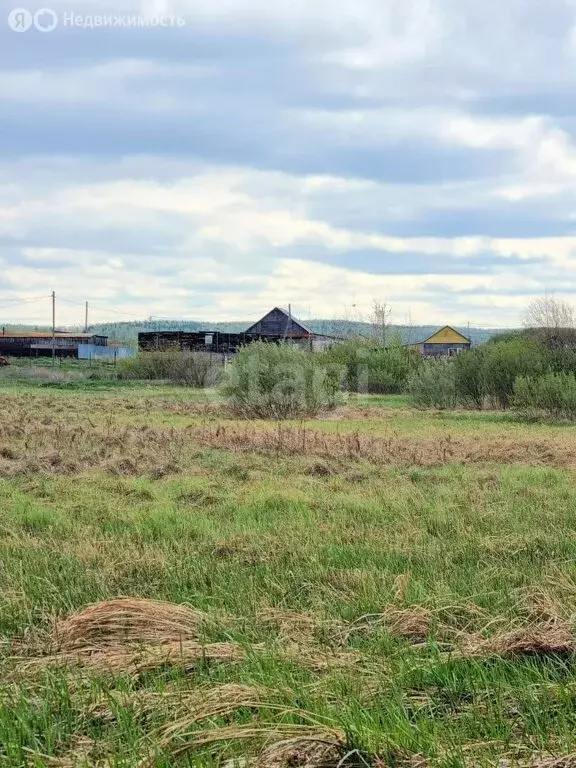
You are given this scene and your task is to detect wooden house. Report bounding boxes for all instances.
[245,307,311,339]
[409,326,471,358]
[245,307,338,351]
[139,307,341,354]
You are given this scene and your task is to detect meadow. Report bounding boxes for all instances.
[2,369,576,766]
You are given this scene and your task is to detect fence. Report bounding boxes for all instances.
[78,344,136,362]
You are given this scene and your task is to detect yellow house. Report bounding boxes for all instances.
[410,326,471,358]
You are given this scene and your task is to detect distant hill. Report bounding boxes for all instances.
[1,319,512,346]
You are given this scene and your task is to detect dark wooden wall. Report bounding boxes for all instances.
[245,308,309,337]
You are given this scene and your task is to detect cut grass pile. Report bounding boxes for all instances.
[3,386,576,765]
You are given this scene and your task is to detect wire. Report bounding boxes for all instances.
[59,297,147,319]
[0,300,50,310]
[0,295,50,304]
[58,297,85,306]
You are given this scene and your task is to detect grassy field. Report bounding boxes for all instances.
[2,373,576,766]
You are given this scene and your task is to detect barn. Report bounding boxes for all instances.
[138,307,340,354]
[0,331,108,358]
[245,307,310,338]
[244,307,337,350]
[409,326,471,358]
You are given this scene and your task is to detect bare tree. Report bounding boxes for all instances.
[523,295,576,348]
[369,300,392,346]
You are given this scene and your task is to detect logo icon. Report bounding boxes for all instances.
[7,7,33,31]
[34,7,57,31]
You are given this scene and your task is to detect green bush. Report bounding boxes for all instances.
[547,347,576,375]
[481,337,546,409]
[514,372,576,419]
[450,338,553,410]
[168,352,223,387]
[454,347,487,409]
[117,350,176,380]
[320,336,421,394]
[220,342,342,419]
[117,350,222,387]
[407,360,457,409]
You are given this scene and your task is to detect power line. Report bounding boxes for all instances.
[59,297,147,319]
[0,299,51,310]
[0,295,51,305]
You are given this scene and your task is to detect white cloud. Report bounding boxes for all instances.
[2,164,576,326]
[3,0,576,325]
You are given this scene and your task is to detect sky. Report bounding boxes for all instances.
[1,0,576,327]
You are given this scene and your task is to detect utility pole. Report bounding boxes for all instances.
[84,301,89,333]
[52,291,56,365]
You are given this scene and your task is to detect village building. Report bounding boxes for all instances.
[138,307,341,354]
[408,326,472,357]
[0,331,108,358]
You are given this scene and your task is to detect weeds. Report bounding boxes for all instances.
[2,386,576,766]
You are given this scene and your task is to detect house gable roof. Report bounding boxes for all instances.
[421,326,471,345]
[245,307,312,336]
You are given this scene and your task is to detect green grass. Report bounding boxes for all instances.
[1,383,576,766]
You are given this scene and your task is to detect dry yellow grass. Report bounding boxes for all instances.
[256,608,347,645]
[3,396,576,476]
[28,598,576,677]
[23,640,253,675]
[139,723,347,768]
[52,597,210,650]
[19,599,361,677]
[459,620,576,659]
[191,423,576,469]
[6,388,576,767]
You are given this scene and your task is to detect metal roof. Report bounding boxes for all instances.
[0,332,105,339]
[415,325,471,345]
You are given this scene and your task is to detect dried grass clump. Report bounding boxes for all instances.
[52,598,210,651]
[382,608,433,643]
[88,683,272,727]
[0,411,191,477]
[31,736,105,768]
[345,607,433,645]
[139,723,346,768]
[258,736,346,767]
[528,756,576,768]
[191,422,576,469]
[460,621,576,659]
[257,608,346,646]
[26,599,361,677]
[281,644,361,672]
[148,684,273,757]
[497,755,576,768]
[27,640,252,676]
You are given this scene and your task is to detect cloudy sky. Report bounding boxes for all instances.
[1,0,576,327]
